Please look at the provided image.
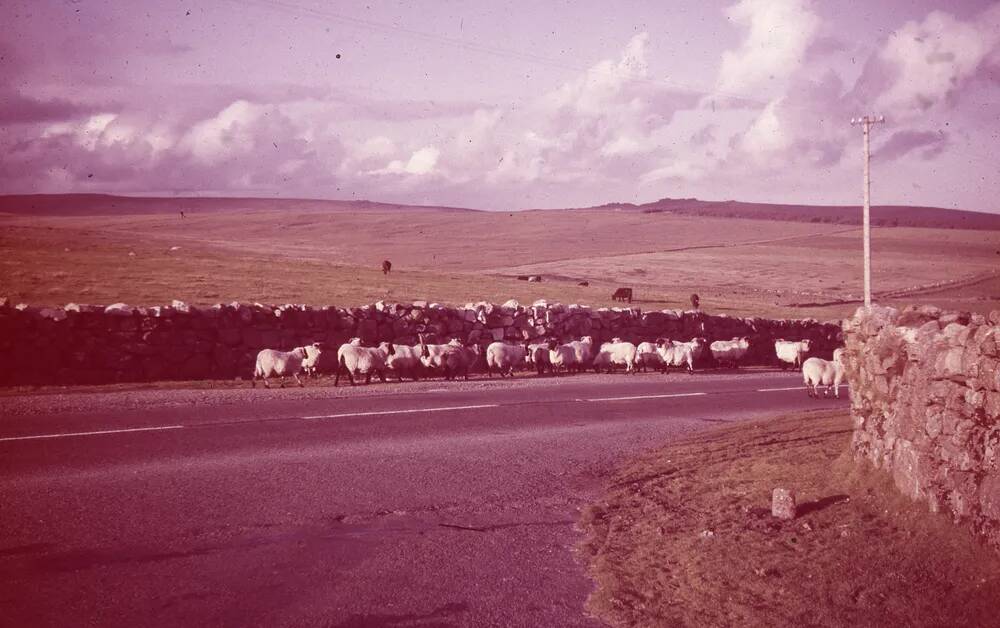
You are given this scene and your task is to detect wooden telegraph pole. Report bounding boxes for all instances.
[850,115,885,309]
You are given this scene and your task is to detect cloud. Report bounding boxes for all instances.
[440,32,699,193]
[874,129,948,161]
[851,4,1000,116]
[690,124,717,147]
[0,90,111,124]
[717,0,820,96]
[376,146,440,176]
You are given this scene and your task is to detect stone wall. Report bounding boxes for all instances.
[843,305,1000,548]
[0,297,842,386]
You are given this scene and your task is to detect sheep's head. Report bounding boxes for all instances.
[547,339,558,351]
[291,347,308,358]
[656,337,667,347]
[380,341,395,356]
[802,339,812,350]
[580,335,593,344]
[420,343,430,358]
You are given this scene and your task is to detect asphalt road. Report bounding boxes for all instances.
[0,371,848,627]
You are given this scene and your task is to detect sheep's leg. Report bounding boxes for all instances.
[364,371,372,385]
[347,369,357,386]
[377,369,386,383]
[293,373,304,387]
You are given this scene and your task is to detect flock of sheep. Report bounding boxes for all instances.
[252,335,847,398]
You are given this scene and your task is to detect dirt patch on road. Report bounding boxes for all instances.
[578,410,1000,627]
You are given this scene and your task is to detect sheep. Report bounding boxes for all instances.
[334,341,391,386]
[656,339,693,373]
[445,339,481,380]
[567,336,596,370]
[592,340,639,374]
[252,345,312,388]
[301,342,328,377]
[418,337,479,380]
[485,341,528,377]
[655,338,708,373]
[418,337,454,376]
[775,339,812,369]
[801,356,845,398]
[636,341,664,372]
[547,339,579,374]
[524,342,551,375]
[710,337,750,369]
[384,343,423,382]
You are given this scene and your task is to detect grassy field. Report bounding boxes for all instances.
[578,410,1000,627]
[2,202,998,319]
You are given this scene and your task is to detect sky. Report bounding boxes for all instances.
[1,0,998,212]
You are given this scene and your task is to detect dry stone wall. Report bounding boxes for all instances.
[0,297,842,386]
[843,305,1000,548]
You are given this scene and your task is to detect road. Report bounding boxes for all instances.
[0,371,848,627]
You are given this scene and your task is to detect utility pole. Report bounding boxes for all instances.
[850,114,885,309]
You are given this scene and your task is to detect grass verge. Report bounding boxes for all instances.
[578,410,1000,627]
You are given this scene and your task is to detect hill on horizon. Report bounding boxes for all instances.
[579,197,1000,230]
[1,193,999,230]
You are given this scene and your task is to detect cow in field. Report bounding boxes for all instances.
[612,287,633,303]
[382,260,392,274]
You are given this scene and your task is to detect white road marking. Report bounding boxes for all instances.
[586,392,708,402]
[757,386,805,392]
[0,425,185,443]
[302,403,500,420]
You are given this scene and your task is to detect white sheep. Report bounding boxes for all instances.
[636,341,664,372]
[252,345,314,388]
[833,347,846,364]
[657,337,708,373]
[485,341,528,377]
[446,341,480,380]
[301,343,326,377]
[334,341,391,386]
[547,339,579,374]
[564,335,596,372]
[710,337,750,369]
[419,337,479,380]
[775,339,812,369]
[801,356,845,398]
[592,340,639,374]
[384,342,423,382]
[524,342,551,375]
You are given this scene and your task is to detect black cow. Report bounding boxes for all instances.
[382,260,392,274]
[612,287,633,303]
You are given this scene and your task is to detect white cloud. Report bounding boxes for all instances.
[377,145,440,176]
[873,6,1000,115]
[717,0,820,96]
[180,100,267,163]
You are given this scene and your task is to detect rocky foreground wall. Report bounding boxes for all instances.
[843,305,1000,548]
[0,297,842,386]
